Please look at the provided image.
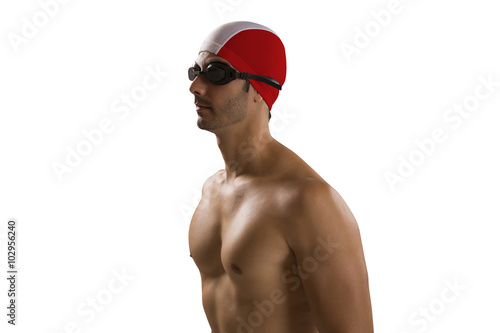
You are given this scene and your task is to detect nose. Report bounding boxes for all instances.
[189,74,207,97]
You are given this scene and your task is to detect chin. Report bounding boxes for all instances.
[196,115,239,132]
[197,118,217,131]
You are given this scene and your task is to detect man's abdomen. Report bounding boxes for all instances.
[201,270,318,333]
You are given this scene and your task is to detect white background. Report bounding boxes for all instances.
[1,0,499,332]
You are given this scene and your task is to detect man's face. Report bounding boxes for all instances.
[189,52,249,131]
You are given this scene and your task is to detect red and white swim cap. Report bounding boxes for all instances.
[199,21,286,111]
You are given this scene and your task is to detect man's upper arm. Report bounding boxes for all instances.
[286,181,373,333]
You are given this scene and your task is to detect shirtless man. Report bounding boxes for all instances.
[188,21,373,333]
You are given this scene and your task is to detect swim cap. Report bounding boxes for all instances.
[199,21,286,111]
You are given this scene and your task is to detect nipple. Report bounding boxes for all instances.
[231,264,243,274]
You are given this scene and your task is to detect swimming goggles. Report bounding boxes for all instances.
[188,62,281,90]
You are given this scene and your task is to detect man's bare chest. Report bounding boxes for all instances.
[189,185,292,279]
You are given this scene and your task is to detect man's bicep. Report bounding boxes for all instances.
[287,183,373,332]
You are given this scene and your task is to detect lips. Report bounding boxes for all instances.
[195,103,211,111]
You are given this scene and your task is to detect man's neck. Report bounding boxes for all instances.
[215,127,276,182]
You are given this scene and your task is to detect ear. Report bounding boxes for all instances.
[252,86,264,103]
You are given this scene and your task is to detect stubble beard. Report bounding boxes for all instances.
[197,89,248,131]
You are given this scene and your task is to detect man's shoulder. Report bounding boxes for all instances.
[272,142,335,199]
[278,176,337,210]
[206,169,225,185]
[280,176,358,251]
[200,169,225,197]
[268,152,350,219]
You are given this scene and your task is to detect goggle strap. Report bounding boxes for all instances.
[237,72,282,90]
[189,66,282,90]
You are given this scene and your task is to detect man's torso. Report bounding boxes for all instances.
[189,158,323,332]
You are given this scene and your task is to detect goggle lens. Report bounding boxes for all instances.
[187,62,282,90]
[188,63,234,85]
